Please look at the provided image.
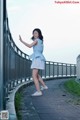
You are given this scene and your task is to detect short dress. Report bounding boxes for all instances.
[29,38,46,70]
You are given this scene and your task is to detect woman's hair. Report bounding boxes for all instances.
[31,28,43,41]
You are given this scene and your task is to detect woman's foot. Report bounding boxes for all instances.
[41,85,48,91]
[31,91,42,96]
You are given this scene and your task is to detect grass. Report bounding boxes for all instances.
[15,92,22,120]
[64,79,80,105]
[64,79,80,96]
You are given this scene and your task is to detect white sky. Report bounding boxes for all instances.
[7,0,80,64]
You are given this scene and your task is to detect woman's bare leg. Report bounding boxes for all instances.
[32,69,41,91]
[38,74,46,87]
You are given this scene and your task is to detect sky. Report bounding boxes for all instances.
[7,0,80,64]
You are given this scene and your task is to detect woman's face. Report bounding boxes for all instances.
[33,31,39,39]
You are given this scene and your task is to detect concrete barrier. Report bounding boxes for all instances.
[77,55,80,80]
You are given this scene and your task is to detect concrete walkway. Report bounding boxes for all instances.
[19,79,80,120]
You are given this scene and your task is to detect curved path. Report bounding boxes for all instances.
[19,79,80,120]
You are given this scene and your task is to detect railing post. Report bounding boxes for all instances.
[45,61,46,78]
[66,64,67,76]
[70,64,72,76]
[62,63,63,77]
[57,63,59,77]
[0,0,4,110]
[20,51,23,83]
[53,62,54,77]
[24,54,26,81]
[49,61,50,77]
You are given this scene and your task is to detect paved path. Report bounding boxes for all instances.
[19,79,80,120]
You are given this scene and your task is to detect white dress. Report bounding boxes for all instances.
[29,38,46,70]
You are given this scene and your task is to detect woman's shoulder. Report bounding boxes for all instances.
[34,38,43,45]
[38,38,43,43]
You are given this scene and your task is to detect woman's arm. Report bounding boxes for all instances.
[19,35,37,48]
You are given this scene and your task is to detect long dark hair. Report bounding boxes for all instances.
[31,28,43,41]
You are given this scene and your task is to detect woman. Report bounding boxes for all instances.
[19,28,48,96]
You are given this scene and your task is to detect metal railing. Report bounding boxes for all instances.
[0,1,76,110]
[0,0,4,110]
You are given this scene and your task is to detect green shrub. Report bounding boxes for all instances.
[64,79,80,96]
[15,92,22,120]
